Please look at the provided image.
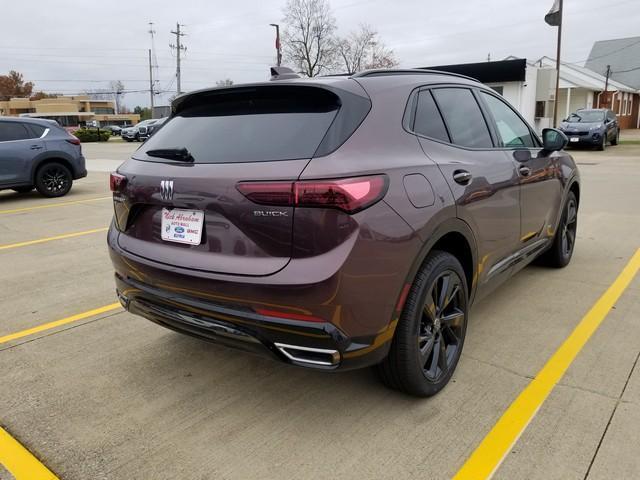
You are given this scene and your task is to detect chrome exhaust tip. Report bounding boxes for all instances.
[274,343,340,367]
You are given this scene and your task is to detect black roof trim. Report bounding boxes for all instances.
[422,59,528,84]
[352,68,480,83]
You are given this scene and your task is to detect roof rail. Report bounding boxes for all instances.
[352,68,480,83]
[270,66,301,81]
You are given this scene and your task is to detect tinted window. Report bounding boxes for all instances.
[138,87,340,163]
[481,92,535,147]
[432,88,493,148]
[27,124,47,138]
[413,90,449,142]
[0,122,31,142]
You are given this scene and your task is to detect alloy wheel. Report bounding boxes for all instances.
[561,198,577,258]
[41,167,70,194]
[418,270,465,382]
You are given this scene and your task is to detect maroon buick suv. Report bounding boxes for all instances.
[108,68,579,396]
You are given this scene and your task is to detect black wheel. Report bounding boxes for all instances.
[35,162,73,198]
[538,191,578,268]
[597,134,606,151]
[611,129,619,146]
[377,251,468,397]
[12,186,34,193]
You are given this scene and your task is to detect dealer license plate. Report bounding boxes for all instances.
[161,208,204,245]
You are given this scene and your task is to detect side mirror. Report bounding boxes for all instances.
[542,128,568,152]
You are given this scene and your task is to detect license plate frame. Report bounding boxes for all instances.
[161,208,204,245]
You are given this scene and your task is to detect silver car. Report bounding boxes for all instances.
[0,117,86,197]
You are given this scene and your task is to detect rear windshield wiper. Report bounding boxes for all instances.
[146,147,195,162]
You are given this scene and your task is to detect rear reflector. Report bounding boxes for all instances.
[237,175,388,214]
[66,137,81,145]
[110,172,127,192]
[254,307,325,323]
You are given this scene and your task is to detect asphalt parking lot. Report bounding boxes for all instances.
[1,139,639,479]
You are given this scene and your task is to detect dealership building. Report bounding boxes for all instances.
[0,95,139,126]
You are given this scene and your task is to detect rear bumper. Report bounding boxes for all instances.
[74,155,87,179]
[114,272,390,371]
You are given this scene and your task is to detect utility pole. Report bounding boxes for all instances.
[270,23,282,67]
[552,0,563,128]
[148,22,156,112]
[170,23,187,95]
[604,64,611,108]
[148,49,155,111]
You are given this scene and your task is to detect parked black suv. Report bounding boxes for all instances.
[559,108,619,150]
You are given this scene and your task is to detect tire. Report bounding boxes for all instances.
[376,251,469,397]
[35,162,73,198]
[537,191,578,268]
[597,134,606,151]
[611,129,619,146]
[12,186,34,193]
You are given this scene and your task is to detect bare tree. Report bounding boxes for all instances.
[282,0,338,77]
[336,25,398,74]
[216,79,234,87]
[109,80,125,114]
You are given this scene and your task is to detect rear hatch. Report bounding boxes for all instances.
[112,84,367,276]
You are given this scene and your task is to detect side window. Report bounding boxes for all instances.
[480,92,535,148]
[431,88,493,148]
[27,124,46,138]
[0,122,31,142]
[413,90,450,142]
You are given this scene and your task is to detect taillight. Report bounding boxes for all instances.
[66,137,81,145]
[110,172,127,192]
[237,175,388,214]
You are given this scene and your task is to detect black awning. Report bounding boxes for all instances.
[421,59,528,83]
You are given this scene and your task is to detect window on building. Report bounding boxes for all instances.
[629,95,634,116]
[94,107,115,114]
[413,90,450,142]
[431,88,493,148]
[480,92,535,148]
[535,101,546,118]
[490,86,504,95]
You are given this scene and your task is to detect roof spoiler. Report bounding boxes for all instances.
[270,66,301,81]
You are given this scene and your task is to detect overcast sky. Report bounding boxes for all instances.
[2,0,638,109]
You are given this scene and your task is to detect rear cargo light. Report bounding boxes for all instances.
[237,175,388,214]
[110,172,127,192]
[66,137,81,145]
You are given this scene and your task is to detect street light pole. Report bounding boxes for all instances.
[270,23,282,67]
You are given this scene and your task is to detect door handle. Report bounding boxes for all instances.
[30,145,43,150]
[519,166,532,177]
[453,170,472,185]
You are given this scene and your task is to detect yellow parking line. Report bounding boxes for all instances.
[453,248,640,480]
[0,303,121,345]
[0,196,111,215]
[0,227,108,251]
[0,426,59,479]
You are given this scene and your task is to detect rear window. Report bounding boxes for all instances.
[137,86,341,163]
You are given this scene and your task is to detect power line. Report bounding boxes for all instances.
[612,65,640,74]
